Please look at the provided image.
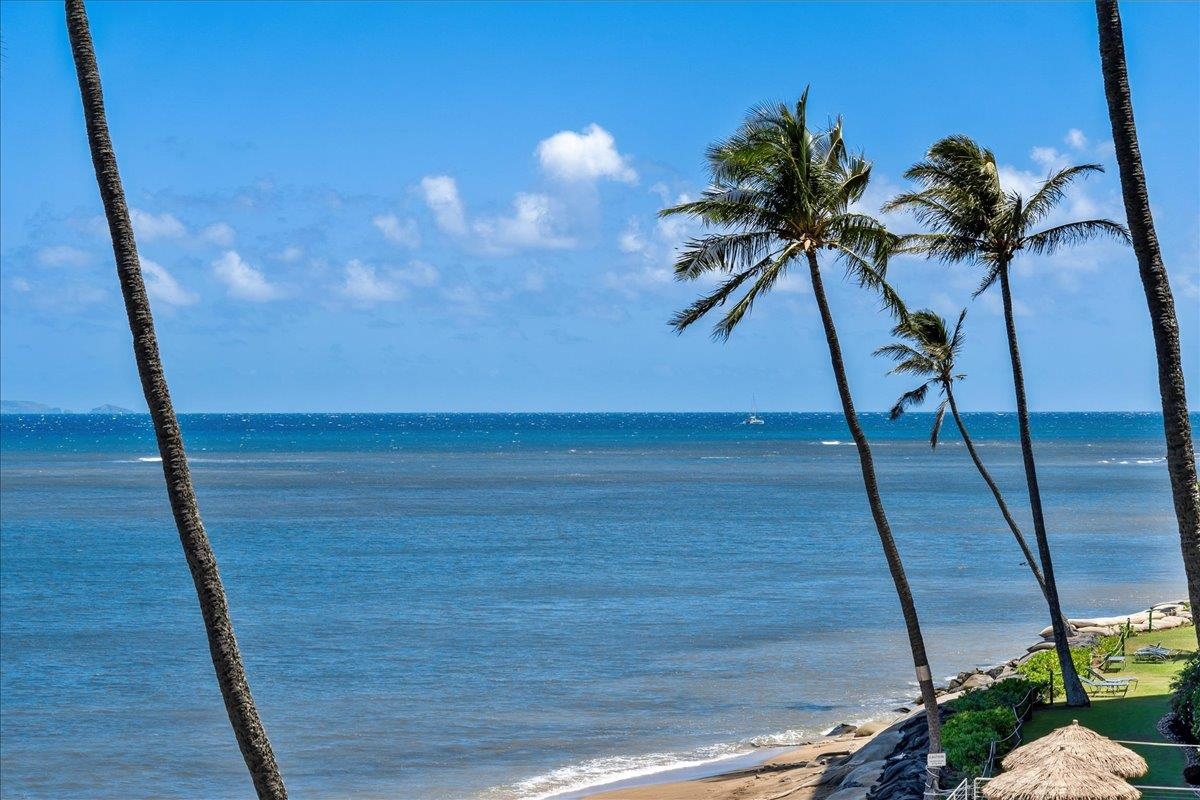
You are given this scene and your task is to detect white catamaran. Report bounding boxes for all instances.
[744,397,764,425]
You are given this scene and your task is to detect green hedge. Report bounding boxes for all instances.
[1016,647,1091,699]
[949,677,1039,714]
[943,707,1018,777]
[1170,653,1200,743]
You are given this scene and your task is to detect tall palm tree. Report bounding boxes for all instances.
[876,309,1054,603]
[65,2,287,796]
[662,92,944,771]
[886,137,1130,707]
[1096,0,1200,644]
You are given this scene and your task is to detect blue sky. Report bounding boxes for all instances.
[2,1,1197,412]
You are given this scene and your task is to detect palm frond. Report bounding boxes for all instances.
[671,231,778,280]
[888,380,933,420]
[1023,219,1131,255]
[929,398,949,449]
[1023,164,1103,226]
[669,252,777,333]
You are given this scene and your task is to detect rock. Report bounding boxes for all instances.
[1184,763,1200,785]
[892,706,911,714]
[960,673,994,691]
[847,728,905,766]
[841,761,885,788]
[854,720,890,737]
[1027,641,1055,652]
[825,723,858,736]
[1150,615,1187,630]
[1077,625,1119,636]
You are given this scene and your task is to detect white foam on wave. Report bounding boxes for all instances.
[482,728,819,800]
[484,744,749,800]
[820,440,841,446]
[137,456,162,463]
[1097,456,1166,466]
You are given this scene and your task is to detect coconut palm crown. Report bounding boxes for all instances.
[875,308,966,447]
[883,135,1130,291]
[661,92,946,774]
[663,88,903,338]
[885,135,1129,709]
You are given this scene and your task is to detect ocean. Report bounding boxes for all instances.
[0,412,1189,799]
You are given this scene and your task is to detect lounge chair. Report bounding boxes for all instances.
[1080,677,1131,698]
[1133,644,1171,662]
[1088,668,1138,691]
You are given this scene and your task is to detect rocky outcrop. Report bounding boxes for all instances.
[829,599,1194,800]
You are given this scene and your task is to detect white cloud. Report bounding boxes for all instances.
[141,257,198,306]
[200,222,236,247]
[399,260,439,287]
[36,245,91,268]
[336,259,439,305]
[373,214,421,248]
[473,192,575,252]
[420,176,468,235]
[536,124,637,184]
[130,209,187,241]
[1065,129,1088,151]
[12,277,31,292]
[618,219,649,255]
[277,245,304,262]
[211,250,281,301]
[339,259,404,304]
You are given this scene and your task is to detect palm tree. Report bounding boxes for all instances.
[1096,0,1200,644]
[662,92,944,772]
[886,136,1130,707]
[876,309,1056,604]
[64,2,287,796]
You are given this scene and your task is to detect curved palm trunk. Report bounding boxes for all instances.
[1096,0,1200,643]
[944,388,1048,595]
[806,253,943,783]
[65,2,288,796]
[997,266,1088,707]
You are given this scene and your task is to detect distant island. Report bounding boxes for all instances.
[0,400,137,415]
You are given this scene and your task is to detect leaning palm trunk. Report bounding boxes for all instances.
[998,267,1088,707]
[945,388,1076,634]
[1096,0,1200,642]
[808,253,943,766]
[944,390,1047,595]
[65,2,288,796]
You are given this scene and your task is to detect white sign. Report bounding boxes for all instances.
[927,753,947,767]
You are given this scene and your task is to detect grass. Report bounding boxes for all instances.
[1017,624,1197,786]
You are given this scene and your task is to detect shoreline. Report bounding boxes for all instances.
[565,599,1193,800]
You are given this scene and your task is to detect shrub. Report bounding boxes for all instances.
[1170,653,1200,743]
[950,677,1039,713]
[1017,648,1091,700]
[943,707,1018,777]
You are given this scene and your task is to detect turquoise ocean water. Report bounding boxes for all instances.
[0,412,1189,799]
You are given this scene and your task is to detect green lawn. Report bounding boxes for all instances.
[1018,624,1196,786]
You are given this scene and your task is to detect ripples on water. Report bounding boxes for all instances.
[0,413,1189,799]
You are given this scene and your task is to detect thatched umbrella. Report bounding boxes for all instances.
[1001,720,1148,779]
[985,748,1141,800]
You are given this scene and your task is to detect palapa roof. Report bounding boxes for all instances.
[1001,720,1148,779]
[985,747,1141,800]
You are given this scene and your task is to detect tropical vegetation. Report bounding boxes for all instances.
[1095,0,1200,643]
[875,309,1051,604]
[885,136,1130,707]
[661,92,943,765]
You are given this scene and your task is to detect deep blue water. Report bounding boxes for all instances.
[0,412,1190,799]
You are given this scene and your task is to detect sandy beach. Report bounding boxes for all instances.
[585,733,877,800]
